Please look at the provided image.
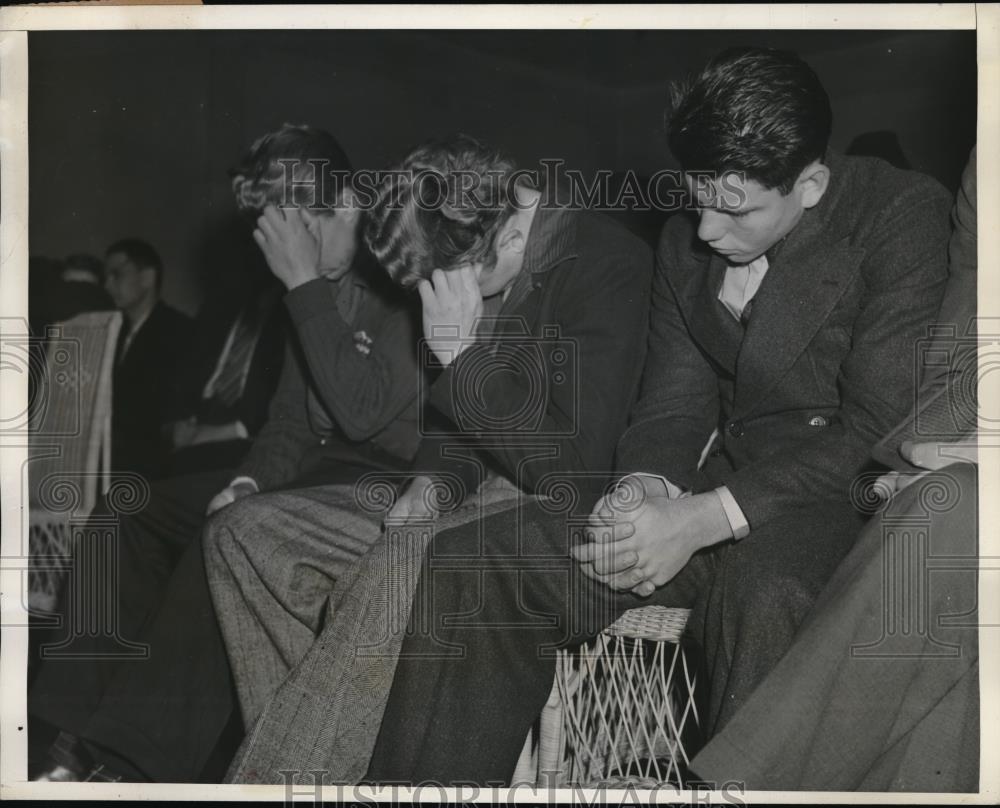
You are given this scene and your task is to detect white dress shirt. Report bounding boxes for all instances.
[626,256,770,540]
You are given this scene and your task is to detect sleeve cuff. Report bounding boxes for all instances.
[618,472,689,500]
[283,278,343,325]
[427,342,494,427]
[228,475,260,493]
[714,485,750,539]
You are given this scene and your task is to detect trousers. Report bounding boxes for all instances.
[217,484,527,784]
[365,497,865,785]
[690,465,979,792]
[29,468,237,781]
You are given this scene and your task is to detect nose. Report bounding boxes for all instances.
[696,208,729,245]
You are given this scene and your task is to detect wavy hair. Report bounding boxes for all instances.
[363,135,520,288]
[230,123,353,216]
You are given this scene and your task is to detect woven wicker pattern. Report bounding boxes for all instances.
[28,311,121,612]
[534,606,699,787]
[603,605,690,643]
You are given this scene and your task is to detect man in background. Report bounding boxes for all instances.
[162,266,286,478]
[104,238,192,480]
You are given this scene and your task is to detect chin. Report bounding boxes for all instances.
[724,250,763,265]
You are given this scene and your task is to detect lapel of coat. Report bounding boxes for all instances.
[734,201,864,417]
[491,201,575,341]
[117,301,160,371]
[671,243,744,373]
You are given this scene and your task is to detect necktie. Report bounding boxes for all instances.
[719,255,768,324]
[114,315,132,366]
[210,308,263,407]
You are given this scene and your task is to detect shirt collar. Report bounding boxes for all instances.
[125,300,156,336]
[518,184,578,276]
[330,247,377,292]
[776,150,844,260]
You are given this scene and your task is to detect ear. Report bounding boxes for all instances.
[138,266,158,292]
[496,226,526,256]
[797,160,830,209]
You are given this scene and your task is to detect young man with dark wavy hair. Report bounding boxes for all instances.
[356,47,953,786]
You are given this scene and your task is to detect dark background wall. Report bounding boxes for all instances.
[28,29,976,315]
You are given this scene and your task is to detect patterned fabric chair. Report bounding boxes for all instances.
[28,310,122,612]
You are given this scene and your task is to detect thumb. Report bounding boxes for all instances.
[416,279,436,309]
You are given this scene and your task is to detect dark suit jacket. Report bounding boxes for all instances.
[616,152,953,529]
[112,300,194,479]
[168,286,286,436]
[871,146,978,470]
[162,287,287,476]
[412,202,654,510]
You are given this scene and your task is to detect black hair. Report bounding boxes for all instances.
[105,238,163,289]
[667,47,832,194]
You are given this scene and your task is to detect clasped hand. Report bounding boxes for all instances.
[571,476,729,597]
[417,266,484,367]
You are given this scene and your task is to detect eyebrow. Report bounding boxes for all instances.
[696,202,760,214]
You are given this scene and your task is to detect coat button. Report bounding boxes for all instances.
[320,437,328,446]
[808,416,829,427]
[727,420,744,438]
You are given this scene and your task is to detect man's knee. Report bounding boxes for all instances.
[202,493,268,565]
[716,510,862,626]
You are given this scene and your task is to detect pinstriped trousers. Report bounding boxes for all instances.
[203,484,385,729]
[203,479,525,784]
